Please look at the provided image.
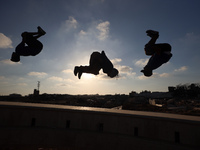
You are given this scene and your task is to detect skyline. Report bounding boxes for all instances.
[0,0,200,95]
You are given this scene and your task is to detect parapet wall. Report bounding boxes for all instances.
[0,101,200,150]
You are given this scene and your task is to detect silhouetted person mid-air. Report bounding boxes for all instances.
[11,26,46,62]
[74,51,119,79]
[141,30,172,77]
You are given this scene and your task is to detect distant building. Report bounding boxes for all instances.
[129,91,137,97]
[33,81,40,96]
[168,86,175,92]
[9,93,22,97]
[33,89,39,96]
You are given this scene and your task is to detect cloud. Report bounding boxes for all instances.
[62,69,72,74]
[134,58,148,67]
[79,30,87,36]
[159,73,170,78]
[137,72,170,80]
[118,66,136,78]
[56,83,71,87]
[28,72,47,78]
[110,58,135,78]
[111,58,122,65]
[0,76,5,80]
[0,33,13,48]
[96,21,110,40]
[117,65,133,74]
[48,76,63,82]
[48,76,75,84]
[0,59,21,65]
[137,75,148,80]
[179,32,200,44]
[18,83,27,86]
[62,16,78,32]
[66,16,78,28]
[152,72,170,78]
[174,66,188,72]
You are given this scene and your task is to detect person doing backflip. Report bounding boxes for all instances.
[11,26,46,62]
[141,30,172,77]
[74,51,119,79]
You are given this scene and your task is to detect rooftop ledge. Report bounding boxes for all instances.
[0,101,200,123]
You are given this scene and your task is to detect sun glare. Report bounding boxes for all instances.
[82,73,95,79]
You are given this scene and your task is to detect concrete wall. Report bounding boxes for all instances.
[0,101,200,150]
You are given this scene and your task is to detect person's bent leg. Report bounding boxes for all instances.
[144,31,159,56]
[74,65,101,79]
[79,66,100,75]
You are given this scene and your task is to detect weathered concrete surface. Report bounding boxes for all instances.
[0,101,199,150]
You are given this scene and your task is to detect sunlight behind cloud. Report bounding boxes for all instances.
[81,73,96,80]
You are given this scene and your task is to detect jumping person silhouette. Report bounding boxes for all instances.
[141,30,172,77]
[11,26,46,62]
[74,51,119,79]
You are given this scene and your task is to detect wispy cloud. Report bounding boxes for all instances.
[117,65,135,76]
[28,72,47,78]
[152,72,170,78]
[137,72,170,80]
[137,75,148,80]
[0,59,21,65]
[62,69,72,74]
[47,76,74,83]
[96,21,110,40]
[134,58,148,67]
[174,66,188,72]
[159,73,170,77]
[79,30,87,36]
[48,76,63,82]
[179,32,200,45]
[66,16,77,28]
[111,58,122,65]
[0,33,13,49]
[61,16,78,33]
[17,83,27,86]
[0,76,6,80]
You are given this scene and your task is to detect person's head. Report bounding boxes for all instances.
[141,69,152,77]
[108,68,119,78]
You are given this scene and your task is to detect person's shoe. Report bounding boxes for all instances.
[78,71,83,79]
[146,30,159,38]
[141,69,152,77]
[37,26,46,35]
[10,52,20,62]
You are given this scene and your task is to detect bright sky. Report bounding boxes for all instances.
[0,0,200,96]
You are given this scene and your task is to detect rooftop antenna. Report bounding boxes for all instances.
[37,81,40,91]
